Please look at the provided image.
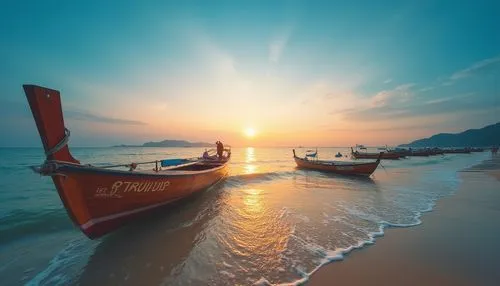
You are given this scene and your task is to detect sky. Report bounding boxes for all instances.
[0,0,499,147]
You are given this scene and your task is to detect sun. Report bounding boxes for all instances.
[244,128,256,138]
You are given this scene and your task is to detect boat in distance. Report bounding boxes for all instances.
[24,84,231,239]
[351,147,403,160]
[293,149,381,176]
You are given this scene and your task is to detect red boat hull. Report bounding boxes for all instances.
[24,84,230,239]
[53,164,228,238]
[293,157,379,176]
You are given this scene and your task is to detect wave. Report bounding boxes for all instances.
[253,166,464,286]
[257,208,436,286]
[0,209,72,244]
[26,237,96,286]
[461,158,499,172]
[404,158,447,167]
[225,171,296,186]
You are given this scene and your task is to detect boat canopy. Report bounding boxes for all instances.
[306,150,317,157]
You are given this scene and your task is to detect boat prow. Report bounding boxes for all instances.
[24,84,231,239]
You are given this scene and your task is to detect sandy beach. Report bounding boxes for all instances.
[309,155,500,286]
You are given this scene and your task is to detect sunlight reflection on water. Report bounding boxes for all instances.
[244,147,259,174]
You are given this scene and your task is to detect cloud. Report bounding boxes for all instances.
[370,83,414,107]
[447,56,500,83]
[383,78,392,84]
[269,27,292,63]
[425,92,475,105]
[419,86,434,92]
[65,109,147,125]
[329,124,432,133]
[425,97,453,105]
[342,91,492,122]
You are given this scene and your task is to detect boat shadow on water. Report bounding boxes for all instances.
[76,182,228,286]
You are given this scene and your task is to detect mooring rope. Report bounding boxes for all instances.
[45,128,70,157]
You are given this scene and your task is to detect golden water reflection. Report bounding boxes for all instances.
[243,188,263,213]
[244,147,258,174]
[245,147,255,163]
[244,164,258,174]
[224,187,291,273]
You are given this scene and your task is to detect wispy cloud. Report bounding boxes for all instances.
[269,27,292,63]
[342,91,492,122]
[329,124,432,133]
[425,97,453,105]
[65,109,147,125]
[445,56,500,85]
[419,86,434,92]
[425,92,474,105]
[383,78,392,84]
[371,83,414,107]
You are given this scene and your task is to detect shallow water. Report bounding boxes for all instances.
[0,147,490,285]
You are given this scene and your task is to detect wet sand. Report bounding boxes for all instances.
[309,155,500,286]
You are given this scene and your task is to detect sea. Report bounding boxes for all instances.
[0,147,491,285]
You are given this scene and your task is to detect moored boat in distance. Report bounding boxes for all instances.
[293,149,380,176]
[392,147,444,157]
[351,147,403,160]
[429,148,445,155]
[442,148,471,154]
[408,149,431,157]
[24,84,231,239]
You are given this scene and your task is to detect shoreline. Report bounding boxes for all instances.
[308,154,500,286]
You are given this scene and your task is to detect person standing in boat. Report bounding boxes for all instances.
[216,141,224,159]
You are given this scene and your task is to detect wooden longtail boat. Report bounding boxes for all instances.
[351,148,402,160]
[293,150,380,176]
[24,85,231,239]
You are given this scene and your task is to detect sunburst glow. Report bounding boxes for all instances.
[244,128,256,138]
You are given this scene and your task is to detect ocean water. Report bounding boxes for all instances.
[0,147,490,285]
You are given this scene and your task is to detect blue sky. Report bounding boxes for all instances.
[0,0,498,147]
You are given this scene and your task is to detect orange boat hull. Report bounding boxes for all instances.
[293,157,379,176]
[51,164,227,238]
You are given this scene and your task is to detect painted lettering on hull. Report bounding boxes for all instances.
[94,180,171,198]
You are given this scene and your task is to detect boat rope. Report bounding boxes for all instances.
[97,161,158,169]
[30,160,67,177]
[30,128,215,176]
[45,128,70,157]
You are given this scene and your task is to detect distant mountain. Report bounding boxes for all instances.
[399,122,500,148]
[114,140,214,148]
